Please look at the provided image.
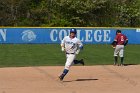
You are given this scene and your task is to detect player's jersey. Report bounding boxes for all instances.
[114,33,128,45]
[61,36,83,54]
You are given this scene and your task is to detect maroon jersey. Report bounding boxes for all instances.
[114,34,128,45]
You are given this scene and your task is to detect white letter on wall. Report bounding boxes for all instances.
[103,30,111,42]
[0,29,6,41]
[85,30,92,42]
[50,29,57,41]
[94,30,102,42]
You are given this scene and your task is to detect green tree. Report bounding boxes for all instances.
[52,0,107,26]
[0,0,140,27]
[115,0,140,27]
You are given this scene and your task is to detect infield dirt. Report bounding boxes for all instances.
[0,65,140,93]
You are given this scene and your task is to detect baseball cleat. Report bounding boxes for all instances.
[113,61,118,66]
[120,64,124,66]
[113,63,116,66]
[59,75,64,81]
[80,59,85,66]
[114,62,119,66]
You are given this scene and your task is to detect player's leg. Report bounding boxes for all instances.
[72,54,84,65]
[59,69,69,81]
[120,57,124,66]
[73,59,84,65]
[114,46,120,66]
[114,56,118,66]
[119,45,124,66]
[59,54,76,81]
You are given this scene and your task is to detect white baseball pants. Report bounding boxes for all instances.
[114,45,124,57]
[64,54,76,70]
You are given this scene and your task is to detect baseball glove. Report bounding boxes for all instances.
[111,44,116,48]
[111,41,117,48]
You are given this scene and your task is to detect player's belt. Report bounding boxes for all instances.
[116,44,123,45]
[66,52,75,54]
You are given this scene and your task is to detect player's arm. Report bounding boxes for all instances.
[123,35,128,46]
[77,40,83,50]
[111,41,117,45]
[111,36,117,48]
[111,38,117,46]
[111,41,117,48]
[75,40,83,54]
[61,38,65,51]
[124,39,128,46]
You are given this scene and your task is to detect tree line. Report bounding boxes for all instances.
[0,0,140,27]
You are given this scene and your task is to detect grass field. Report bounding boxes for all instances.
[0,44,139,67]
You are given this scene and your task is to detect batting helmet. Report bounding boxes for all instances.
[70,28,77,34]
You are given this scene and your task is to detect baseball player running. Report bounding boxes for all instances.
[59,28,84,81]
[111,30,128,66]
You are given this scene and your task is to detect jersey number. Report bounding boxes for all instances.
[121,36,124,41]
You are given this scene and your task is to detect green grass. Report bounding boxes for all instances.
[0,44,139,67]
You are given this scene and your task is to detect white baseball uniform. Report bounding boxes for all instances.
[61,36,83,70]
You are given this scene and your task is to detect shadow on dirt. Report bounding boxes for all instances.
[124,64,138,66]
[63,78,98,82]
[76,78,98,81]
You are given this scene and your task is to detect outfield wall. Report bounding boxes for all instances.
[0,27,140,44]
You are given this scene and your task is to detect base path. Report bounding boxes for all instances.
[0,65,140,93]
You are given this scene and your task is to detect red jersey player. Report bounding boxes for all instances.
[111,30,128,66]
